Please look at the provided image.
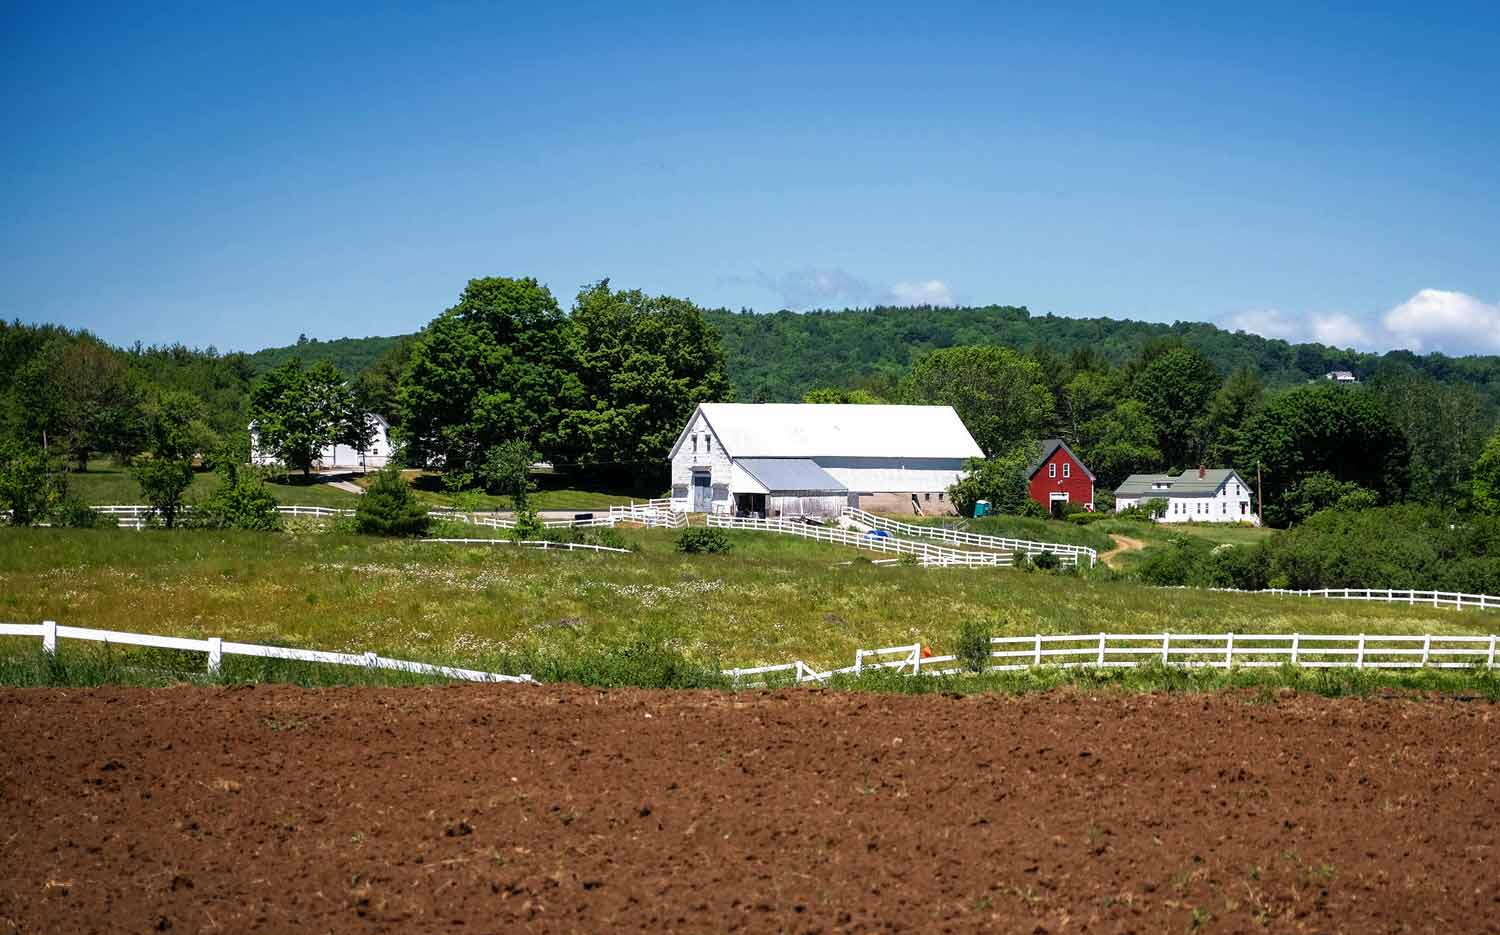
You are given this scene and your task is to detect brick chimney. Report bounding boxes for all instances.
[1198,464,1206,479]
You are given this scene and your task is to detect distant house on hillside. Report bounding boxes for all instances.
[1025,439,1094,516]
[1324,370,1359,384]
[1114,467,1259,525]
[668,403,984,518]
[250,414,393,471]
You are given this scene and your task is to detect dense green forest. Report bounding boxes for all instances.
[244,304,1500,409]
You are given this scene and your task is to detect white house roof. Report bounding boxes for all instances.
[678,403,985,460]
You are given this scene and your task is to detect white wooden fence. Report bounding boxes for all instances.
[841,507,1097,566]
[90,503,683,532]
[725,631,1500,684]
[707,514,1014,566]
[420,537,633,554]
[0,621,531,683]
[1254,587,1500,612]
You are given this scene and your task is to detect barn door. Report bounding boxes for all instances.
[692,472,711,512]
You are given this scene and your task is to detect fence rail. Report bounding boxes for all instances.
[707,514,1014,566]
[0,621,532,683]
[725,631,1500,685]
[840,507,1095,566]
[420,537,633,554]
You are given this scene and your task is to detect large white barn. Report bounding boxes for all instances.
[250,414,394,471]
[668,403,984,517]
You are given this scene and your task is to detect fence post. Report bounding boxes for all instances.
[1096,633,1106,666]
[911,646,922,676]
[1489,635,1496,670]
[42,620,57,656]
[854,650,864,674]
[363,651,378,669]
[1224,632,1234,669]
[207,637,223,675]
[1421,634,1430,667]
[1356,634,1365,669]
[1034,634,1042,666]
[1161,632,1170,664]
[1290,633,1299,665]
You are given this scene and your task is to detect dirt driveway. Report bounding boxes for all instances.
[2,686,1496,933]
[1100,533,1147,568]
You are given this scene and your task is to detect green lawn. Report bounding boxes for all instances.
[67,460,361,508]
[364,470,665,512]
[1,526,1492,675]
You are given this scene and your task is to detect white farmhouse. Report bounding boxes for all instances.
[668,403,984,517]
[250,414,394,471]
[1113,467,1260,525]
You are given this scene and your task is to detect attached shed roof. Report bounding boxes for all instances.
[679,403,985,459]
[736,458,847,493]
[1025,438,1095,480]
[1115,469,1244,498]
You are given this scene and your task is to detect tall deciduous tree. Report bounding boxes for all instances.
[1475,431,1500,515]
[559,282,731,480]
[250,359,355,477]
[1129,346,1221,470]
[397,277,581,482]
[901,346,1052,457]
[1202,368,1264,468]
[1081,399,1162,489]
[946,442,1040,517]
[54,339,141,471]
[1240,384,1410,527]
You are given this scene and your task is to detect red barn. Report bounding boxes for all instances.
[1026,439,1094,516]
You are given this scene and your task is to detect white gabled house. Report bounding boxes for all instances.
[250,414,393,471]
[1113,467,1260,525]
[668,403,985,517]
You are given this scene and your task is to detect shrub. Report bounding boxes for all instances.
[510,508,544,541]
[51,497,106,528]
[955,619,992,673]
[676,527,733,554]
[191,463,281,531]
[1031,550,1060,571]
[355,466,430,537]
[0,441,66,526]
[1135,537,1215,586]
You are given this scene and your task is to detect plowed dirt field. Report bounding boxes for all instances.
[2,686,1496,934]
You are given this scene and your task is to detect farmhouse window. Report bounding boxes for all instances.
[707,436,712,453]
[691,435,697,453]
[1063,463,1071,479]
[1049,464,1056,478]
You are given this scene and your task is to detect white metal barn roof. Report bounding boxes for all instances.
[735,458,847,492]
[679,403,985,459]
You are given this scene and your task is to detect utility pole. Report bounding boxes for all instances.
[1257,461,1263,520]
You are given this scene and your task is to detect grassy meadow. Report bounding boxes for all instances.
[1,526,1495,678]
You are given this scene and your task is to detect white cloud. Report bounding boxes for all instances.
[1382,289,1500,353]
[1309,313,1374,349]
[730,267,958,310]
[887,279,956,307]
[1222,309,1304,342]
[1222,289,1500,354]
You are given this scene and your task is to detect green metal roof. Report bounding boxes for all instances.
[1114,469,1245,498]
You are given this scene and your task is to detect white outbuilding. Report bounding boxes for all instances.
[1113,467,1260,525]
[668,403,984,517]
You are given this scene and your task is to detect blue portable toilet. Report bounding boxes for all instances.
[973,499,991,518]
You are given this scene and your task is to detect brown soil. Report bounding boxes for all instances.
[2,686,1497,934]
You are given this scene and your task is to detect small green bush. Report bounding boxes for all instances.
[955,619,992,672]
[355,466,430,537]
[510,508,544,541]
[676,527,733,554]
[1031,550,1060,571]
[191,464,281,531]
[51,497,107,528]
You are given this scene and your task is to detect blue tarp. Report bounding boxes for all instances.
[736,458,847,493]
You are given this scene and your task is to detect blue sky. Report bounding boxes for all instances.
[3,1,1497,354]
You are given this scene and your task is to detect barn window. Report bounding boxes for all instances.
[1048,464,1056,479]
[1063,463,1071,479]
[924,493,931,501]
[938,492,944,501]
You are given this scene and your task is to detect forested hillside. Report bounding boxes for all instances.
[245,304,1500,407]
